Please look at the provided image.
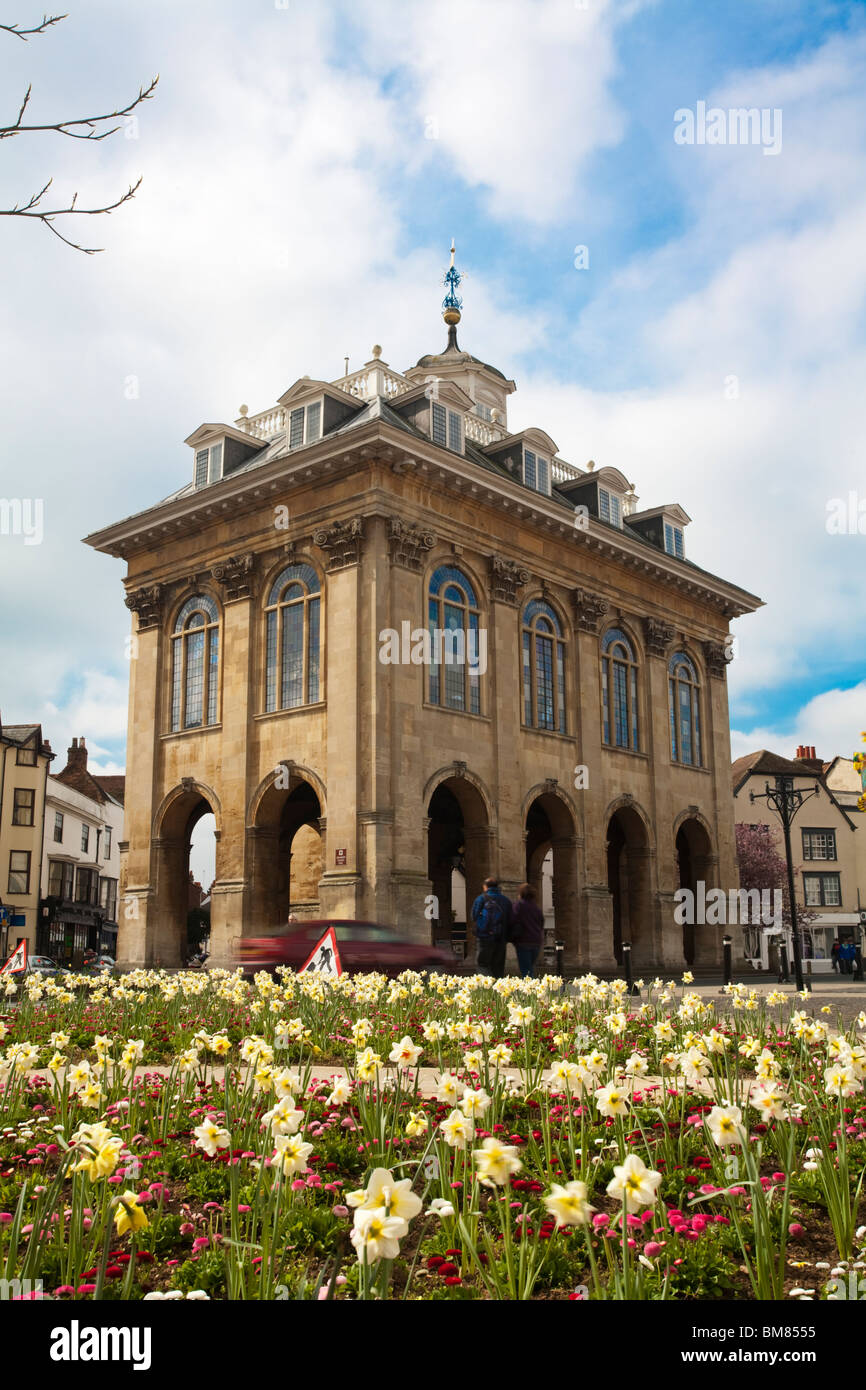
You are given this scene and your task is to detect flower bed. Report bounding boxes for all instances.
[0,968,864,1301]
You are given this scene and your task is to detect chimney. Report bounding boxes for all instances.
[794,744,822,773]
[66,736,88,771]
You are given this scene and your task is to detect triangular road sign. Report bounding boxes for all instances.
[0,939,27,975]
[299,926,342,977]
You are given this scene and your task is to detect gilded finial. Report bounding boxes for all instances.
[442,241,462,328]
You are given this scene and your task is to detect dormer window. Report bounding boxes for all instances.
[194,442,223,489]
[599,487,622,527]
[288,401,322,450]
[523,449,550,495]
[474,401,493,422]
[431,401,463,453]
[664,523,685,558]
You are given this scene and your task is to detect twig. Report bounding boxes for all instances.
[0,176,144,253]
[0,13,66,41]
[0,75,159,140]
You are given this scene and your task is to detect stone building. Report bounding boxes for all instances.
[0,718,53,961]
[85,251,762,972]
[732,746,862,972]
[39,738,125,966]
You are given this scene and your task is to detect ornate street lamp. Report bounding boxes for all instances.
[750,775,820,993]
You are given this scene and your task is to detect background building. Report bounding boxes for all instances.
[85,258,762,973]
[38,738,124,966]
[0,719,53,962]
[733,746,862,973]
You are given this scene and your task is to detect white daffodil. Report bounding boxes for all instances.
[428,1197,456,1218]
[273,1133,313,1176]
[389,1036,422,1067]
[326,1077,352,1107]
[825,1064,860,1098]
[349,1168,423,1225]
[405,1110,428,1138]
[439,1108,475,1149]
[193,1118,231,1158]
[460,1088,492,1119]
[544,1180,595,1228]
[262,1098,304,1137]
[595,1082,629,1119]
[606,1153,663,1213]
[624,1052,648,1077]
[350,1207,407,1264]
[473,1137,522,1187]
[750,1084,788,1120]
[435,1074,464,1105]
[705,1104,745,1148]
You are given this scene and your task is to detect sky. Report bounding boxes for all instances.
[1,0,865,888]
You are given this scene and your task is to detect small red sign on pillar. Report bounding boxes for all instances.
[335,848,347,866]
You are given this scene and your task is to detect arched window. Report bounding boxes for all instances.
[669,652,701,765]
[264,564,321,711]
[171,595,220,732]
[601,628,639,750]
[427,566,481,714]
[522,599,566,732]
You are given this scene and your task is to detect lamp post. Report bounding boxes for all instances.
[750,775,820,993]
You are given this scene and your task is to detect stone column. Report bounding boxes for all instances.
[117,587,164,970]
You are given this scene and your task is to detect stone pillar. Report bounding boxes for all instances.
[692,850,724,968]
[116,596,163,970]
[213,584,255,957]
[583,883,618,974]
[628,845,657,970]
[317,543,362,918]
[550,834,580,967]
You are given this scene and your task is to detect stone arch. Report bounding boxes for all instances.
[424,764,494,950]
[606,798,655,970]
[675,812,719,969]
[522,783,579,968]
[150,782,221,968]
[165,586,223,632]
[247,764,327,928]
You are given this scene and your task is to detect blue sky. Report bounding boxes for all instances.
[2,0,865,809]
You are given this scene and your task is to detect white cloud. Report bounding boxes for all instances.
[730,680,866,763]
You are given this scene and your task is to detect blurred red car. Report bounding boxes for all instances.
[237,920,458,978]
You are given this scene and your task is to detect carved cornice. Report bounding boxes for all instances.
[313,517,364,570]
[388,517,435,572]
[703,639,729,679]
[124,583,162,630]
[643,617,676,658]
[489,554,530,605]
[211,552,256,602]
[572,587,608,634]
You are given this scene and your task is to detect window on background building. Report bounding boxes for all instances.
[803,872,842,907]
[599,488,622,527]
[474,401,493,421]
[664,523,685,558]
[171,594,220,732]
[104,826,112,858]
[48,860,74,899]
[16,745,36,766]
[522,599,566,732]
[288,401,322,450]
[12,788,34,826]
[523,449,550,496]
[601,629,639,750]
[431,402,464,454]
[668,652,702,766]
[7,850,30,894]
[100,877,118,921]
[75,867,99,906]
[427,566,482,715]
[54,811,64,843]
[802,829,836,861]
[264,564,321,711]
[193,442,223,488]
[81,824,90,854]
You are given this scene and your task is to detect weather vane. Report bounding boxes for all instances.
[441,239,463,323]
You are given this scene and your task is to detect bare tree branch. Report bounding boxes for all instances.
[0,74,159,140]
[1,15,158,251]
[0,175,143,253]
[0,12,66,41]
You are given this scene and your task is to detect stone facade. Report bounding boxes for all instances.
[85,309,762,973]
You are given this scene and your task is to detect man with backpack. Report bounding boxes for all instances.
[470,876,512,979]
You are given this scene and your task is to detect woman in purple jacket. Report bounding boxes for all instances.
[511,883,544,978]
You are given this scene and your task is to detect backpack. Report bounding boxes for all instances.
[475,893,505,942]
